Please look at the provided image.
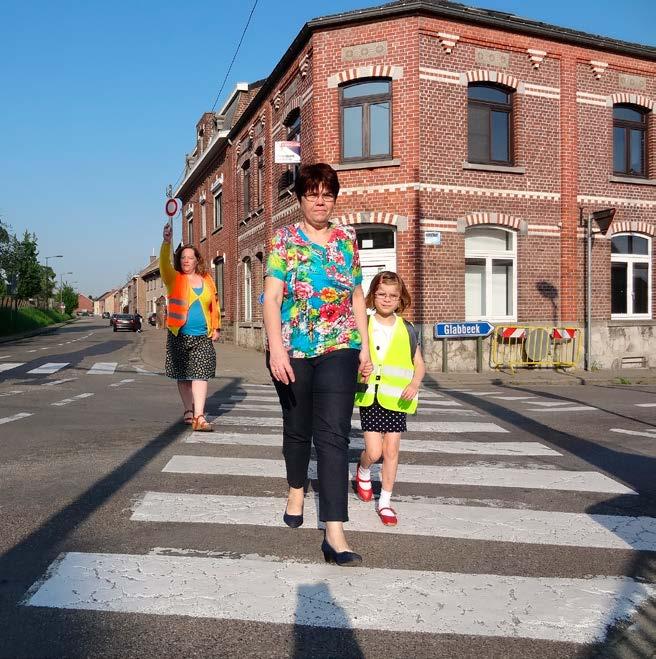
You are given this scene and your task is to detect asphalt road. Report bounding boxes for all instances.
[0,318,655,658]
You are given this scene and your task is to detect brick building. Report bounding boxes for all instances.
[173,0,656,370]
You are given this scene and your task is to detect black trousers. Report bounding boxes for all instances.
[267,348,359,522]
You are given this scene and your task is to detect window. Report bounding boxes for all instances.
[468,84,513,165]
[256,147,264,208]
[213,190,222,230]
[242,161,251,217]
[341,79,391,161]
[243,258,252,322]
[214,258,224,312]
[613,105,648,177]
[465,227,516,321]
[283,109,301,189]
[187,217,193,244]
[611,233,651,317]
[200,201,207,240]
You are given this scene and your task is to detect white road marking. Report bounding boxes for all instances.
[23,551,656,643]
[87,362,118,375]
[611,428,656,439]
[0,390,24,397]
[27,362,69,375]
[490,396,537,401]
[207,415,508,433]
[0,355,11,359]
[222,395,461,408]
[527,406,598,412]
[40,347,48,350]
[132,492,656,551]
[109,379,135,388]
[527,401,585,407]
[214,403,480,417]
[163,456,634,494]
[184,432,561,456]
[0,362,25,373]
[134,366,156,376]
[51,393,95,407]
[635,403,656,407]
[42,378,77,387]
[27,349,37,353]
[0,412,33,425]
[444,390,498,396]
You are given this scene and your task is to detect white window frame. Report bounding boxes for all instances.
[611,233,652,319]
[200,200,207,240]
[464,226,517,322]
[213,190,223,230]
[243,258,252,322]
[187,217,193,244]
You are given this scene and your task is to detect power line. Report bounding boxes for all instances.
[210,0,260,113]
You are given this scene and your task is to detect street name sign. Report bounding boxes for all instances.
[434,321,494,339]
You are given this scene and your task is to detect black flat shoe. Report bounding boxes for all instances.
[283,507,303,528]
[321,538,362,567]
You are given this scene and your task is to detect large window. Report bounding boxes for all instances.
[613,105,648,177]
[213,190,222,230]
[242,160,251,217]
[341,79,392,162]
[257,147,264,208]
[243,258,252,322]
[465,227,516,321]
[611,233,651,317]
[468,84,513,165]
[214,258,224,312]
[283,110,301,189]
[200,200,207,240]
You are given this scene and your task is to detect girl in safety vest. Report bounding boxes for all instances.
[354,271,425,526]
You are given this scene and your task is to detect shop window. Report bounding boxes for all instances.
[468,84,513,165]
[465,226,516,321]
[340,79,391,161]
[613,105,648,177]
[611,233,651,317]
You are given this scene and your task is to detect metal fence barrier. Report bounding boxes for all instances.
[490,325,583,371]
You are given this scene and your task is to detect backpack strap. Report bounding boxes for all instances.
[402,319,419,364]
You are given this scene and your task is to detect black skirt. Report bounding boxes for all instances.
[359,399,407,433]
[165,331,216,381]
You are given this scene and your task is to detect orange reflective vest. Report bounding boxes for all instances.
[160,242,221,337]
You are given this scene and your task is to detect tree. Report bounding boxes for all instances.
[60,284,78,315]
[41,265,56,303]
[0,218,12,296]
[15,231,42,301]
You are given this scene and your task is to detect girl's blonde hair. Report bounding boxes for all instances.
[365,271,411,313]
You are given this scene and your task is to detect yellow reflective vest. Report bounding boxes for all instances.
[355,316,418,414]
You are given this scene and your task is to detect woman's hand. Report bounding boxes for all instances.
[163,223,172,243]
[400,382,419,401]
[358,348,373,382]
[211,329,220,342]
[269,348,295,385]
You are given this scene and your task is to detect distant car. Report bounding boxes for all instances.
[109,313,118,327]
[148,312,157,326]
[102,311,111,319]
[113,313,137,332]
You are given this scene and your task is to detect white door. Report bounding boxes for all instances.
[356,226,397,298]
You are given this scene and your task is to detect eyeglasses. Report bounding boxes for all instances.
[303,193,336,203]
[374,292,400,301]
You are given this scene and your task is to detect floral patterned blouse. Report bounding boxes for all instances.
[266,223,363,358]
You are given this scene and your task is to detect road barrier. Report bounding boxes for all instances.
[491,325,582,371]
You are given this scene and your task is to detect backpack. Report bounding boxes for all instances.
[402,319,419,364]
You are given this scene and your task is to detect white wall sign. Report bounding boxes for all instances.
[424,231,442,246]
[274,141,301,164]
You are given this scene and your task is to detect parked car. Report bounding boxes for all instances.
[102,311,111,319]
[148,312,157,326]
[109,313,118,327]
[113,313,137,332]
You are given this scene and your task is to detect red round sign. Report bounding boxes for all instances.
[165,198,182,217]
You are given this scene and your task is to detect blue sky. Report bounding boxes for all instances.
[1,0,654,297]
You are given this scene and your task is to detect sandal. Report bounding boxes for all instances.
[192,414,214,432]
[377,507,398,526]
[183,409,194,425]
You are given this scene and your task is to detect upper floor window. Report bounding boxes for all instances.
[256,147,264,208]
[613,105,648,177]
[285,109,301,188]
[187,217,193,244]
[611,233,651,318]
[242,160,251,217]
[200,200,207,240]
[465,226,516,321]
[468,84,513,165]
[341,79,391,162]
[213,190,222,230]
[243,258,252,322]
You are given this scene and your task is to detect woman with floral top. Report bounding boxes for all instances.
[263,163,373,567]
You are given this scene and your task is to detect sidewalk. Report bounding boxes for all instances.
[138,327,656,387]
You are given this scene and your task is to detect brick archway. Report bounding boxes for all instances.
[331,212,406,227]
[611,221,655,237]
[610,93,654,111]
[457,212,526,233]
[466,70,519,89]
[327,64,404,88]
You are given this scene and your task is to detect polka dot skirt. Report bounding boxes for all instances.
[165,331,216,381]
[359,399,407,433]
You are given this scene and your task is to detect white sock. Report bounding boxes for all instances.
[357,464,372,490]
[378,489,392,511]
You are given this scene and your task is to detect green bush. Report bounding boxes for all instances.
[0,306,72,337]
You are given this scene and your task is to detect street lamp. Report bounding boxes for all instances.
[581,208,616,371]
[44,255,63,308]
[59,272,73,306]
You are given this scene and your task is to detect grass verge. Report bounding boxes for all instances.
[0,306,72,337]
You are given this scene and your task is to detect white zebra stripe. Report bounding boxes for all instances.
[27,362,69,375]
[87,362,118,375]
[23,552,656,643]
[0,362,25,373]
[213,404,479,417]
[162,457,634,494]
[0,412,33,425]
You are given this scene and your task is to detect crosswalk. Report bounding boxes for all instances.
[21,382,656,649]
[0,361,153,377]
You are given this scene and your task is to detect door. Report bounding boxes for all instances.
[356,226,397,297]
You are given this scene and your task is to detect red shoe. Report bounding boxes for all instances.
[377,507,397,526]
[355,463,373,502]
